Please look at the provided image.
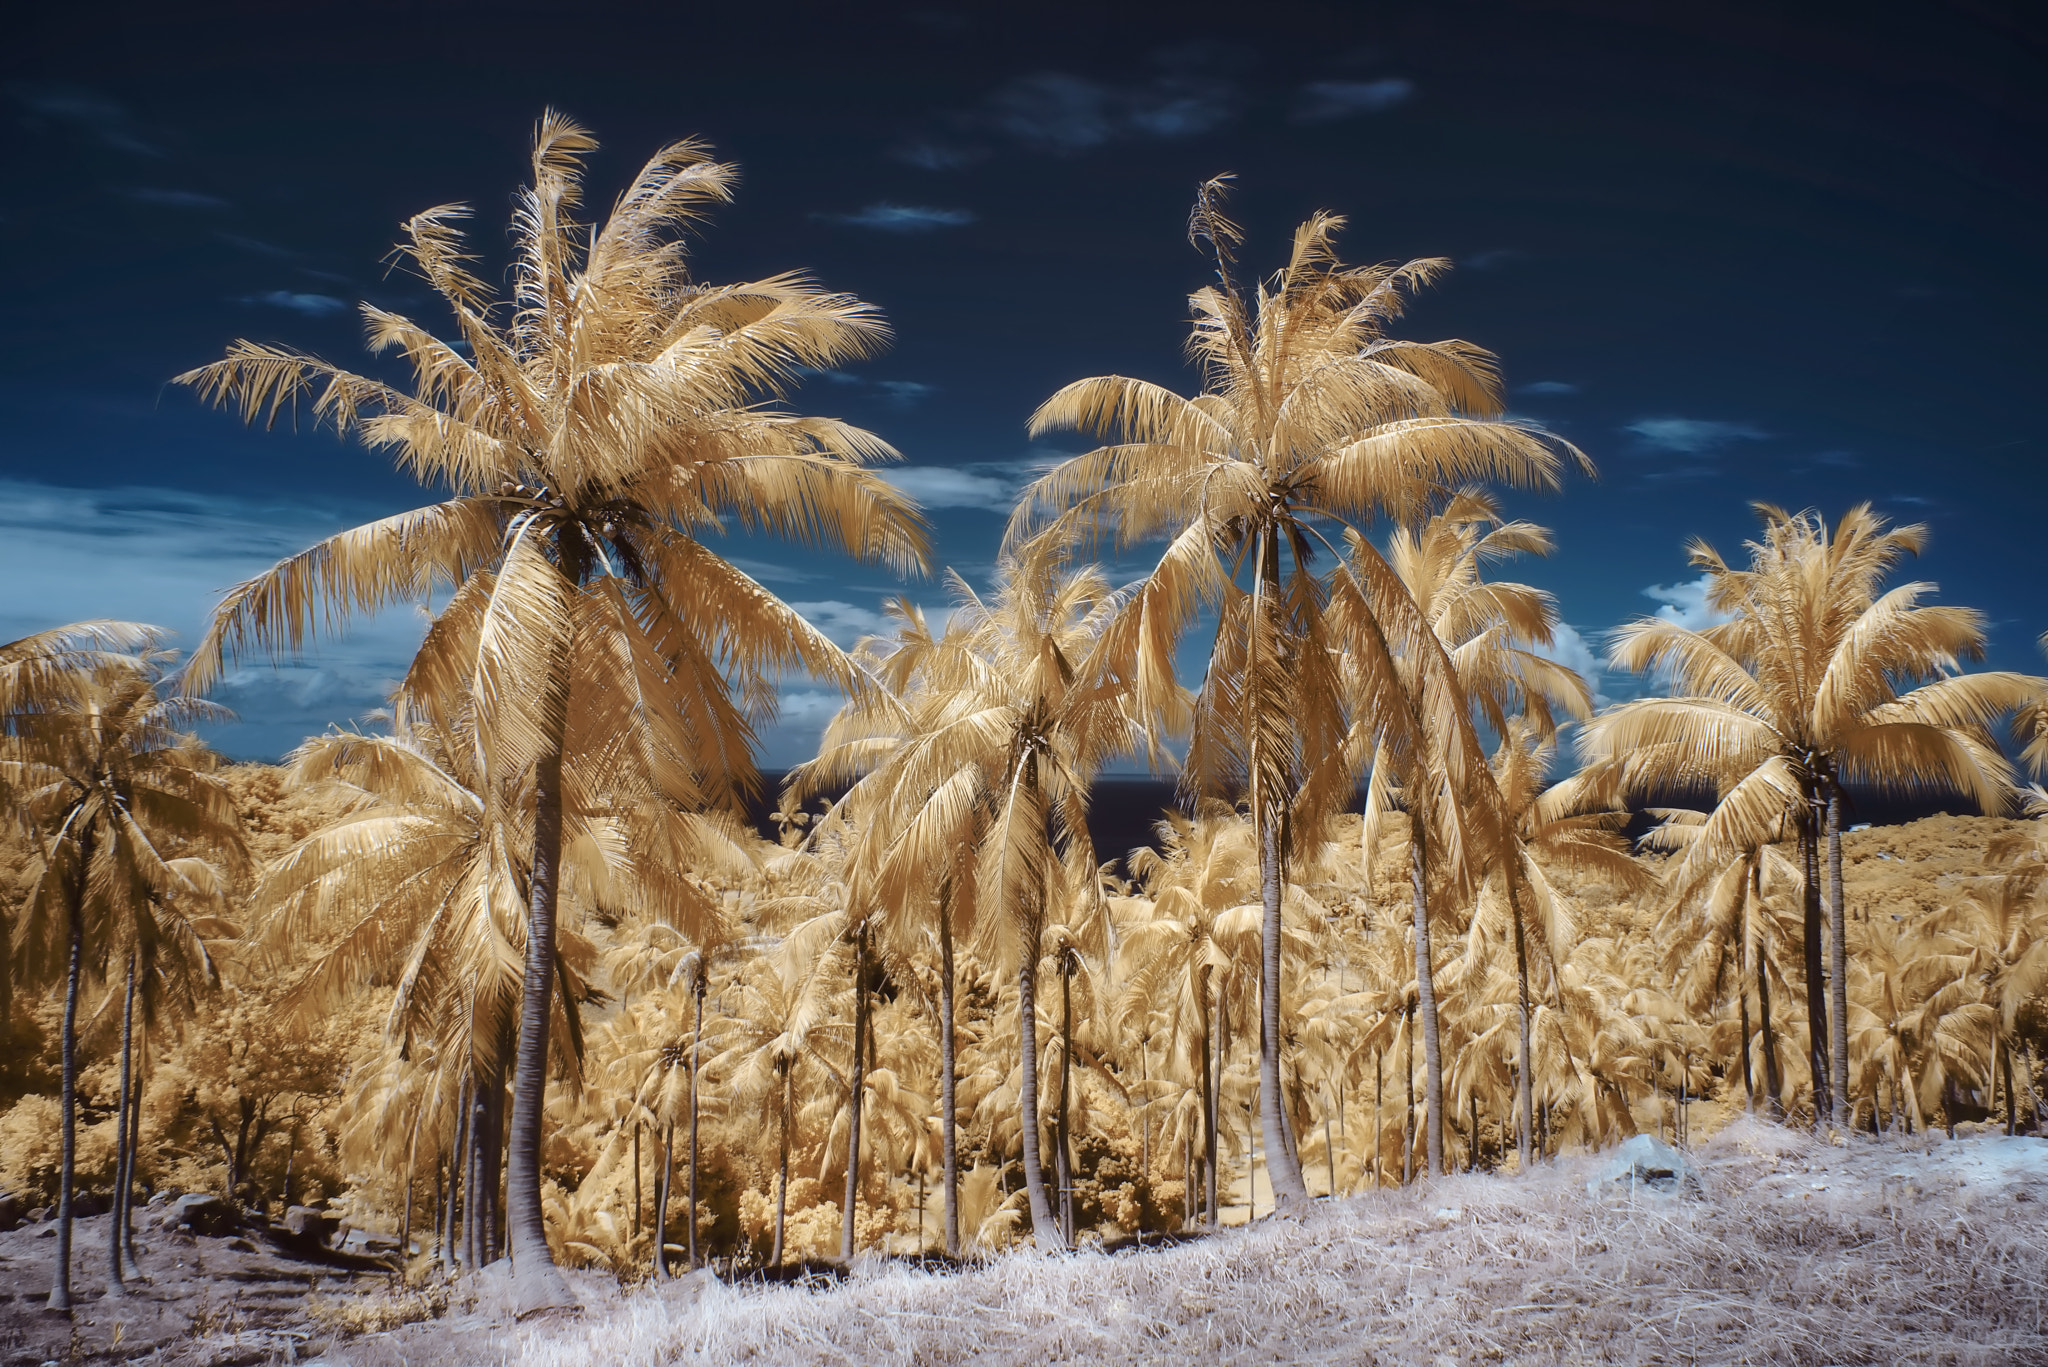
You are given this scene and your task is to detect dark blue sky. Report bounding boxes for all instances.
[3,0,2043,762]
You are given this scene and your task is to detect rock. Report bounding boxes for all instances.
[1588,1135,1701,1201]
[168,1192,239,1236]
[26,1206,48,1224]
[69,1192,108,1219]
[284,1206,338,1243]
[0,1192,21,1230]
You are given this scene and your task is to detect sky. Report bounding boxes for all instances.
[2,0,2043,766]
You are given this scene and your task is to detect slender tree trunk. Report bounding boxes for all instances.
[1403,1008,1416,1185]
[1825,782,1850,1128]
[1738,913,1755,1108]
[938,896,960,1257]
[655,1123,673,1279]
[464,1080,483,1269]
[1410,823,1444,1178]
[632,1121,641,1240]
[1799,792,1831,1125]
[121,1023,143,1272]
[1324,1089,1336,1197]
[772,1065,791,1268]
[1507,877,1536,1172]
[688,969,703,1271]
[1182,1130,1194,1230]
[2002,1040,2018,1137]
[508,731,578,1314]
[1757,916,1784,1121]
[1016,940,1062,1245]
[1055,952,1074,1247]
[841,921,869,1262]
[107,950,137,1295]
[1254,804,1309,1203]
[447,1071,470,1267]
[1374,1050,1384,1188]
[48,834,88,1314]
[1196,979,1212,1221]
[483,1075,505,1263]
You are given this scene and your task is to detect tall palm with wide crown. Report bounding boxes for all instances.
[175,114,927,1312]
[4,636,244,1310]
[1013,179,1588,1202]
[1581,504,2041,1127]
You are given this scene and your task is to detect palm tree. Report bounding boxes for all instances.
[792,552,1135,1247]
[1015,179,1587,1202]
[1584,504,2040,1126]
[4,639,244,1311]
[1342,494,1592,1176]
[175,115,927,1312]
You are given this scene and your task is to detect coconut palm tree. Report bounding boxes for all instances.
[175,115,927,1312]
[1015,181,1588,1201]
[4,641,244,1311]
[1584,504,2041,1126]
[791,551,1136,1247]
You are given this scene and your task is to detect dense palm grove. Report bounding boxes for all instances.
[5,117,2046,1319]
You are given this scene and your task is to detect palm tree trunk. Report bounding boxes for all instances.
[1016,942,1062,1246]
[938,900,960,1257]
[632,1121,641,1241]
[2001,1039,2018,1137]
[1403,1008,1416,1184]
[1374,1050,1384,1188]
[654,1123,673,1279]
[1324,1088,1336,1196]
[688,969,703,1271]
[1055,952,1074,1247]
[841,921,869,1262]
[1207,981,1224,1224]
[1757,915,1784,1121]
[1825,782,1850,1128]
[1799,792,1831,1125]
[121,1010,144,1271]
[447,1070,469,1267]
[1507,877,1535,1172]
[772,1065,791,1268]
[1410,820,1444,1179]
[47,829,90,1314]
[1737,914,1755,1107]
[107,949,137,1295]
[1254,805,1309,1203]
[508,733,578,1314]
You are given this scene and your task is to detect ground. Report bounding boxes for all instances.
[8,1119,2038,1366]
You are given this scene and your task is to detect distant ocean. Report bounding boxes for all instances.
[751,772,1993,874]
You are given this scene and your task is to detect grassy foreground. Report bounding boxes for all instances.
[281,1117,2045,1367]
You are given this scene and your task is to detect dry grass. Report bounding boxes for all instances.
[311,1120,2045,1367]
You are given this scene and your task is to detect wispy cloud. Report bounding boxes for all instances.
[0,480,429,760]
[980,55,1234,154]
[794,367,939,408]
[891,140,988,171]
[243,290,349,316]
[879,459,1046,513]
[783,599,893,648]
[9,84,160,156]
[1535,621,1609,709]
[1293,77,1415,123]
[216,232,298,260]
[1517,380,1580,396]
[1625,416,1769,455]
[1463,248,1528,272]
[814,203,975,232]
[125,187,228,210]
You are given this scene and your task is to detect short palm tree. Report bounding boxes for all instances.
[794,550,1134,1246]
[1015,180,1587,1201]
[1583,503,2040,1126]
[4,639,244,1310]
[175,114,927,1312]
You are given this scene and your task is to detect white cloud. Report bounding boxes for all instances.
[11,84,161,156]
[891,140,988,171]
[815,204,975,232]
[1625,417,1768,454]
[783,599,893,648]
[1643,575,1732,632]
[245,290,349,316]
[1293,78,1415,122]
[1518,380,1579,396]
[874,380,938,407]
[0,481,430,759]
[879,459,1049,514]
[1534,622,1608,708]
